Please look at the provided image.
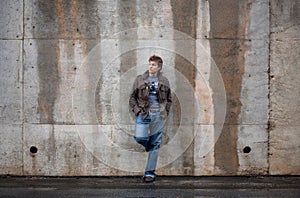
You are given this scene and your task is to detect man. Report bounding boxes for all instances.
[129,55,172,182]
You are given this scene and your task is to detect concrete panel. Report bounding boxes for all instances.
[209,38,269,176]
[208,0,240,39]
[237,125,268,175]
[237,35,269,176]
[24,0,177,40]
[196,0,210,39]
[0,0,23,39]
[239,39,269,124]
[247,0,270,40]
[24,0,102,39]
[0,40,22,124]
[23,124,133,176]
[23,122,197,176]
[269,125,300,174]
[269,0,300,175]
[0,124,23,175]
[193,125,215,176]
[209,0,269,39]
[270,0,300,39]
[270,38,300,126]
[209,0,270,173]
[23,39,99,124]
[209,39,269,125]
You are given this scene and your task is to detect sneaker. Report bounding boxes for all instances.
[142,175,155,183]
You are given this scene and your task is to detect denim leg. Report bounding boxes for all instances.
[134,114,150,148]
[145,113,164,175]
[148,113,164,151]
[145,147,160,174]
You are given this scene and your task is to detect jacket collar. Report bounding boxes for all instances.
[142,70,167,88]
[142,70,162,80]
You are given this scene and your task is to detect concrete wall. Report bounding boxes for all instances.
[269,0,300,175]
[0,0,299,176]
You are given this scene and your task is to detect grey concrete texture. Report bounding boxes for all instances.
[0,125,23,175]
[0,40,23,124]
[209,0,270,40]
[0,0,299,176]
[0,0,23,39]
[24,0,179,40]
[269,0,300,175]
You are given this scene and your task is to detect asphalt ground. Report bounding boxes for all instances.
[0,176,299,198]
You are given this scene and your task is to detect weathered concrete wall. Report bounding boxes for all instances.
[0,0,299,176]
[208,0,270,175]
[269,0,300,174]
[0,0,23,175]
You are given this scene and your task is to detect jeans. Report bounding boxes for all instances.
[134,112,164,177]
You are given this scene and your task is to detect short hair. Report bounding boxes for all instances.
[149,55,163,69]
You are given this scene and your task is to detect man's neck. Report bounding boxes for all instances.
[149,72,158,77]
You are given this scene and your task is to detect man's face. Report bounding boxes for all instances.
[148,61,161,76]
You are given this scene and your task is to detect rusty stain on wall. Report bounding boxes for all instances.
[36,41,61,124]
[171,0,197,38]
[117,0,137,159]
[170,0,198,175]
[209,0,245,175]
[35,1,60,124]
[36,0,93,125]
[118,0,137,124]
[70,0,80,38]
[57,0,67,38]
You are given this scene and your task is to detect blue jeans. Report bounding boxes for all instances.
[134,112,164,177]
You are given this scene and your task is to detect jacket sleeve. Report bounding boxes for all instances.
[165,79,172,116]
[129,77,140,115]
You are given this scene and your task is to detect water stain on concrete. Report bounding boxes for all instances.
[36,41,60,124]
[171,0,197,38]
[209,0,251,174]
[170,0,198,175]
[35,1,60,124]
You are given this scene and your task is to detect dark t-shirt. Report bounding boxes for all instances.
[148,76,160,111]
